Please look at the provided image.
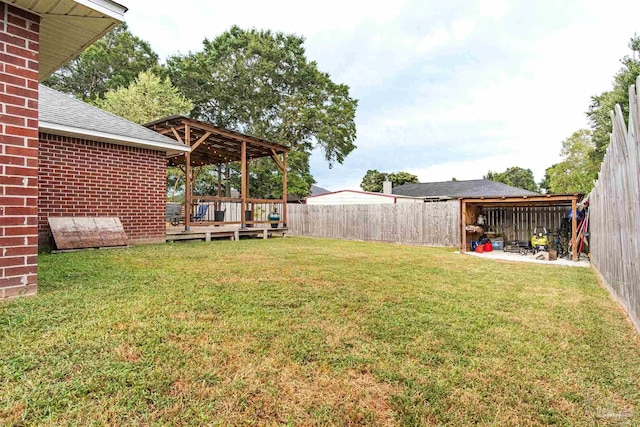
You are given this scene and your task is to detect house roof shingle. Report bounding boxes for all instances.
[38,85,188,153]
[310,185,330,196]
[392,179,538,199]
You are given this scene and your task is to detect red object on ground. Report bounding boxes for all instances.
[484,242,493,252]
[475,245,485,253]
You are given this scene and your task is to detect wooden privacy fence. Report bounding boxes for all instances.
[287,201,460,246]
[590,77,640,333]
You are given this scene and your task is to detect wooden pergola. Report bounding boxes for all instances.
[460,194,582,261]
[146,116,289,231]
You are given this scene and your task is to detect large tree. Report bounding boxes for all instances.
[94,72,193,124]
[360,170,418,192]
[94,71,194,202]
[542,129,598,194]
[166,26,358,198]
[484,166,538,192]
[360,170,387,192]
[588,36,640,161]
[44,23,160,102]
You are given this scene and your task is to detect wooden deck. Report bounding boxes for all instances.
[166,225,288,242]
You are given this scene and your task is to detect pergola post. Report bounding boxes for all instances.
[571,197,577,262]
[184,124,191,231]
[241,140,247,229]
[216,163,222,211]
[282,153,287,227]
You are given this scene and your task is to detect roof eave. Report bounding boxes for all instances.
[39,121,190,155]
[73,0,128,19]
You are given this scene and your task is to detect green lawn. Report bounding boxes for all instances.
[1,237,639,426]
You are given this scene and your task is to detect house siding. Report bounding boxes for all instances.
[38,133,167,247]
[306,190,422,205]
[0,4,40,299]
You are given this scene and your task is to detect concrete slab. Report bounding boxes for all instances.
[459,249,590,268]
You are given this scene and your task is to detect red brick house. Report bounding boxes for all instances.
[1,1,188,300]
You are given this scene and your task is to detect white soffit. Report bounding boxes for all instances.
[4,0,127,80]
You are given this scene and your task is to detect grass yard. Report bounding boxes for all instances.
[1,237,640,426]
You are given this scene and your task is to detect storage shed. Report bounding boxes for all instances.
[459,194,581,261]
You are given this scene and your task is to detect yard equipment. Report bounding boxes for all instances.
[531,226,549,254]
[552,231,567,257]
[504,240,530,253]
[566,207,590,260]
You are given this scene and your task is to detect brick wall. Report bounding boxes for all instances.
[0,4,39,299]
[38,134,167,247]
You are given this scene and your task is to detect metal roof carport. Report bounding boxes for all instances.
[460,194,582,262]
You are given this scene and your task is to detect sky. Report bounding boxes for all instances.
[125,0,640,191]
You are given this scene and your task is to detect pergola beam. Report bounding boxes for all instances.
[180,117,289,152]
[171,127,184,145]
[191,131,212,151]
[271,149,285,172]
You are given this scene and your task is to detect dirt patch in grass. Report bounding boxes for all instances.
[114,343,141,362]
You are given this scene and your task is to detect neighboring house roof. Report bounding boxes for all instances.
[306,189,423,201]
[393,179,539,199]
[38,85,189,154]
[310,185,330,196]
[7,0,127,80]
[286,185,330,202]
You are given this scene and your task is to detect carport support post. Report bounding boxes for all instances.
[460,200,467,253]
[571,197,577,262]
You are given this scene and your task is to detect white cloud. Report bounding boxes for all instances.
[123,0,640,190]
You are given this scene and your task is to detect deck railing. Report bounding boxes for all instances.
[184,197,286,228]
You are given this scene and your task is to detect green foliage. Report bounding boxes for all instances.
[542,35,639,194]
[166,26,358,197]
[389,171,419,188]
[484,166,538,192]
[588,36,640,160]
[543,129,598,194]
[249,151,314,198]
[92,71,194,203]
[360,170,418,192]
[44,24,160,102]
[94,72,193,124]
[166,166,184,202]
[360,169,387,192]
